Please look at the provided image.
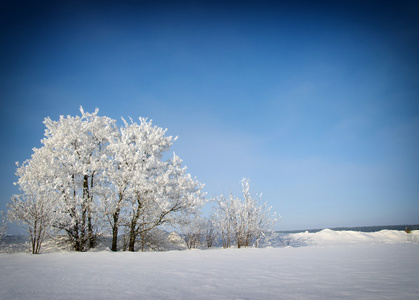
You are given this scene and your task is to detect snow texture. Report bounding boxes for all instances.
[1,230,418,299]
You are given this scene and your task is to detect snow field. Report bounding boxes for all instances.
[1,241,418,299]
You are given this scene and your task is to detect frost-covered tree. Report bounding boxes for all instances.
[41,107,117,251]
[98,117,145,251]
[235,178,277,247]
[125,151,204,252]
[11,107,117,251]
[100,117,205,251]
[213,178,277,248]
[180,216,206,249]
[101,117,177,251]
[214,193,236,248]
[203,216,217,248]
[8,148,59,254]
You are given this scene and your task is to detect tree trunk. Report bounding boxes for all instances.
[88,174,95,248]
[70,176,82,252]
[128,229,136,252]
[140,215,146,252]
[74,237,81,251]
[88,213,94,248]
[81,174,89,250]
[111,209,120,252]
[70,205,82,251]
[128,198,143,251]
[128,216,138,251]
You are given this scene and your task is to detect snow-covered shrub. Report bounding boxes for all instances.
[204,217,217,248]
[180,216,206,249]
[213,178,277,248]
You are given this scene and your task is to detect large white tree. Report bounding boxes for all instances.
[100,117,185,251]
[119,122,205,251]
[40,107,117,251]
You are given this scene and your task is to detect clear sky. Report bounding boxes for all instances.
[1,0,418,231]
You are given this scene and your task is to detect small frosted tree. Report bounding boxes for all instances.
[213,193,236,248]
[180,216,206,249]
[8,195,58,254]
[214,178,277,248]
[9,149,59,254]
[204,216,217,248]
[236,178,277,248]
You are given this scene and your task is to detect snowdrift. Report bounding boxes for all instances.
[286,229,417,247]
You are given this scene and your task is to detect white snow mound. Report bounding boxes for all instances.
[289,229,417,246]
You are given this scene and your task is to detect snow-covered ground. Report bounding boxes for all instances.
[1,230,418,299]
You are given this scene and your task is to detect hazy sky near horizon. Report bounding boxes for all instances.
[1,0,418,231]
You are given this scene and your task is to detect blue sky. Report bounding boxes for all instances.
[1,0,418,231]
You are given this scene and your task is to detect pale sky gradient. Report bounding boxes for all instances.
[1,0,418,231]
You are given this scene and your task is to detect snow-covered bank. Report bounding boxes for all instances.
[2,229,416,253]
[1,243,418,299]
[285,229,418,247]
[253,229,418,248]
